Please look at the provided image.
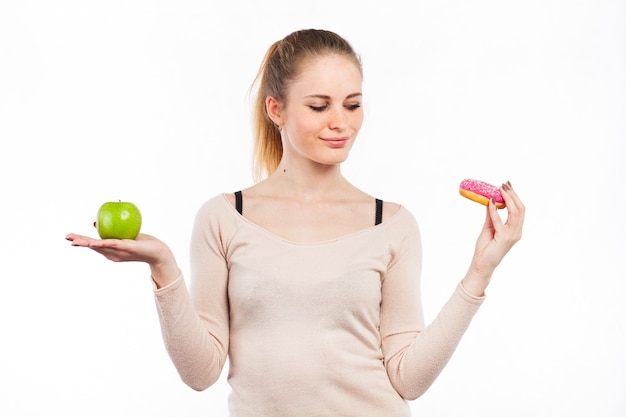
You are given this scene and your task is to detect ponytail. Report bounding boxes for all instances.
[250,41,283,182]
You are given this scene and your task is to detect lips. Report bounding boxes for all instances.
[321,137,349,148]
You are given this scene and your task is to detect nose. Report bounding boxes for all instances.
[327,105,347,131]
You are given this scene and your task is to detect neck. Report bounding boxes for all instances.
[269,160,349,202]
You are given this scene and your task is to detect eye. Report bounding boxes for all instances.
[309,105,328,112]
[346,103,361,111]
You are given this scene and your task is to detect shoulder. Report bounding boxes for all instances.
[199,193,233,212]
[382,203,419,230]
[194,193,238,226]
[223,192,237,209]
[191,194,243,246]
[378,205,422,262]
[378,202,421,244]
[381,201,402,223]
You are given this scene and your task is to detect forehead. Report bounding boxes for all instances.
[289,54,362,96]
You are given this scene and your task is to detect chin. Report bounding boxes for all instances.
[318,154,351,166]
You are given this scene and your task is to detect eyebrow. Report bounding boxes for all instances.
[305,93,362,100]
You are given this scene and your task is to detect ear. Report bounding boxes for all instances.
[265,96,283,128]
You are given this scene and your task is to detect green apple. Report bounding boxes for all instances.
[96,201,142,240]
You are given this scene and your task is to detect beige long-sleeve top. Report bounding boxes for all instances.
[154,194,484,417]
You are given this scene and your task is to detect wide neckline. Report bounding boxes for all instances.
[219,193,406,246]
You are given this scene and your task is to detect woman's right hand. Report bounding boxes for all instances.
[65,232,180,288]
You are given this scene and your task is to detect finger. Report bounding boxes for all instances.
[66,234,115,248]
[502,182,524,210]
[500,183,525,226]
[66,233,93,246]
[483,199,493,225]
[496,185,525,246]
[487,197,506,234]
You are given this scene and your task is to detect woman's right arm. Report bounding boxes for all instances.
[153,200,232,391]
[65,198,231,390]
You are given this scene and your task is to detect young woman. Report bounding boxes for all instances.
[67,29,524,416]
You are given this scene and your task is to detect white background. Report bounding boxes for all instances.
[1,1,624,416]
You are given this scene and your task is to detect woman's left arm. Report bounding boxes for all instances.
[461,181,525,297]
[381,183,524,400]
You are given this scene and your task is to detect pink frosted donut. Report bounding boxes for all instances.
[459,179,505,209]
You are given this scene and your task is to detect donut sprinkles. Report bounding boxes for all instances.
[459,179,506,209]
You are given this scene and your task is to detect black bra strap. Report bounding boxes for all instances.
[375,198,383,225]
[236,191,381,224]
[234,191,243,215]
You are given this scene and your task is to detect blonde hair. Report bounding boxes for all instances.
[250,29,362,181]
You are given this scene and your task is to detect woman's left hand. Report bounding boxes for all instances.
[463,181,525,295]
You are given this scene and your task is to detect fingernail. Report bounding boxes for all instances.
[507,180,512,187]
[491,197,496,204]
